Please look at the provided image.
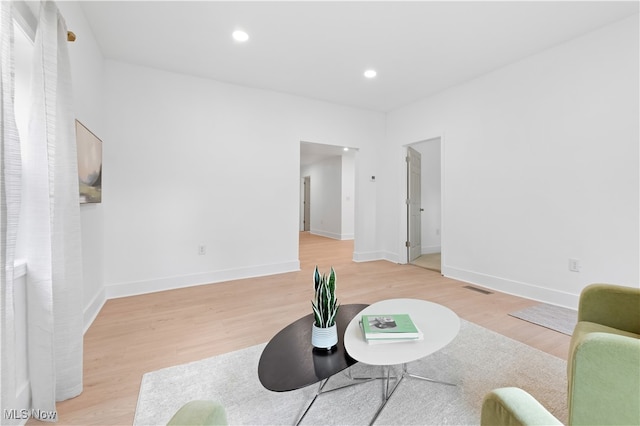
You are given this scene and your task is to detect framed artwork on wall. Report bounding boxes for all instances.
[75,120,102,203]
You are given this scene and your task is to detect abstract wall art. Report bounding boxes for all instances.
[76,120,102,203]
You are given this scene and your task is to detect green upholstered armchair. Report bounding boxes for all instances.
[166,400,227,426]
[481,283,640,426]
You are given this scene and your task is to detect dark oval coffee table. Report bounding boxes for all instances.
[258,303,368,392]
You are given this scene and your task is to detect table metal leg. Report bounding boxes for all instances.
[404,362,457,386]
[346,365,395,382]
[296,368,385,425]
[296,378,329,426]
[369,363,456,425]
[297,362,454,425]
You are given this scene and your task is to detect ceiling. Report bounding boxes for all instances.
[300,142,356,167]
[78,1,638,166]
[80,1,638,113]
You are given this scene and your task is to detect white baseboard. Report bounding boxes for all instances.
[310,230,353,240]
[352,251,382,262]
[421,246,441,255]
[105,260,300,299]
[310,230,341,239]
[352,251,401,264]
[380,251,402,264]
[83,288,106,334]
[444,265,579,309]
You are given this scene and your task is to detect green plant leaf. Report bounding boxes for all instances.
[311,266,339,327]
[313,265,321,291]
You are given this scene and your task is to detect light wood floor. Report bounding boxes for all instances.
[412,252,442,272]
[47,232,570,425]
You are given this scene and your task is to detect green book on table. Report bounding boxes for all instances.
[361,314,421,340]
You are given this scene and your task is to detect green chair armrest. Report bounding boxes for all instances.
[569,333,640,426]
[167,400,227,426]
[481,387,562,426]
[577,284,640,334]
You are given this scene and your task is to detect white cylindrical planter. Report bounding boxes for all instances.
[311,324,338,350]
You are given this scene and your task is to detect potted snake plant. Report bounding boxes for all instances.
[311,266,339,350]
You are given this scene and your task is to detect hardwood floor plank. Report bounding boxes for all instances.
[42,232,569,425]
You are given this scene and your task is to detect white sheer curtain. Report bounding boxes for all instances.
[1,1,23,420]
[22,0,83,419]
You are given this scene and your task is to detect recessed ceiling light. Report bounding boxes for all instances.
[364,69,377,79]
[232,30,249,42]
[343,147,349,152]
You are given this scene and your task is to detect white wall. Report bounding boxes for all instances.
[302,156,343,239]
[58,1,106,330]
[103,61,385,297]
[301,154,355,240]
[341,154,355,239]
[385,15,640,308]
[24,4,636,328]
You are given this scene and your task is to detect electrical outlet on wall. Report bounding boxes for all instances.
[198,245,206,255]
[569,258,581,272]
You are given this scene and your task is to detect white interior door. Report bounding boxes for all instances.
[407,147,422,262]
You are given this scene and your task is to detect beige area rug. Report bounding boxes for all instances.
[412,253,441,272]
[134,320,567,425]
[509,303,578,336]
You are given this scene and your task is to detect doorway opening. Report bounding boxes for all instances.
[406,138,442,273]
[299,141,357,241]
